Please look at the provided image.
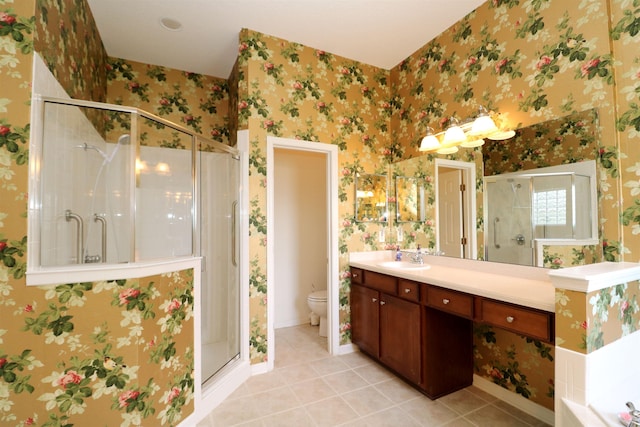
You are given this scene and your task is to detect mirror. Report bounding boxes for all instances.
[390,108,601,267]
[395,176,425,223]
[355,173,388,222]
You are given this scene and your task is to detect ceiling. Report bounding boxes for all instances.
[86,0,487,79]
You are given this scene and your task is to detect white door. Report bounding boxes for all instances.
[438,167,464,258]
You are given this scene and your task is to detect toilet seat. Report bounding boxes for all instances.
[307,290,327,301]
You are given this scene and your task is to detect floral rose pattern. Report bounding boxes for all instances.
[236,0,640,412]
[3,0,640,420]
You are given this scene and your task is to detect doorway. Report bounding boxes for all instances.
[435,159,476,260]
[273,148,327,328]
[266,137,339,371]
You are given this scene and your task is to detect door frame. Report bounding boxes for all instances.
[434,158,477,260]
[266,136,339,370]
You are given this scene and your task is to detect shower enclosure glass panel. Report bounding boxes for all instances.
[38,99,196,267]
[198,142,240,385]
[40,102,134,266]
[136,120,193,260]
[485,178,534,266]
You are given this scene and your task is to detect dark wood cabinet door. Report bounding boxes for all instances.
[379,293,421,384]
[351,284,380,357]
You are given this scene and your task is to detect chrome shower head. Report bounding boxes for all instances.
[74,142,109,160]
[117,134,130,145]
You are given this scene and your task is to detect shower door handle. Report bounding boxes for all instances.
[493,217,501,249]
[231,200,238,267]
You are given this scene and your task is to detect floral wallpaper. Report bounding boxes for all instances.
[474,324,554,410]
[2,270,195,427]
[2,0,206,425]
[236,0,640,413]
[2,0,640,420]
[34,0,107,103]
[236,29,393,362]
[106,59,230,146]
[556,280,640,354]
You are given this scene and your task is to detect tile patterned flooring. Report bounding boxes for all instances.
[197,324,551,427]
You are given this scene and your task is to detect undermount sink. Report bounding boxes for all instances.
[377,261,431,270]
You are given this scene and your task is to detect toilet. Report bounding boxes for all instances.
[307,290,327,337]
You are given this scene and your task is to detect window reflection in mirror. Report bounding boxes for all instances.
[395,176,425,223]
[355,174,388,222]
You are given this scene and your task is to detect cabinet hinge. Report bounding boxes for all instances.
[460,184,465,192]
[461,237,467,245]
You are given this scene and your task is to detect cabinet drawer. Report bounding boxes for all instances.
[350,267,363,285]
[425,286,473,319]
[479,299,554,343]
[363,271,397,294]
[398,279,420,302]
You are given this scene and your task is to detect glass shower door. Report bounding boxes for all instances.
[198,143,240,386]
[484,177,534,266]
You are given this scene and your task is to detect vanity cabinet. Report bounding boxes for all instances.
[350,269,421,384]
[350,265,555,400]
[350,269,471,396]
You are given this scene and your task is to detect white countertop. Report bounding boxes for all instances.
[548,261,640,293]
[349,251,555,312]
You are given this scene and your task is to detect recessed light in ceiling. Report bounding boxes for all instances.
[159,17,182,31]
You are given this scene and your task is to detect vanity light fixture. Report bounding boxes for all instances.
[419,106,514,154]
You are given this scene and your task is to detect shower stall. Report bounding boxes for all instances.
[484,163,595,266]
[32,96,241,388]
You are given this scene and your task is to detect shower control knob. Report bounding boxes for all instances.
[512,234,526,245]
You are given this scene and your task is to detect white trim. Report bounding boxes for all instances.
[27,256,199,286]
[473,374,555,426]
[250,361,269,376]
[238,130,251,374]
[434,158,477,260]
[337,343,358,355]
[190,360,251,425]
[266,136,340,370]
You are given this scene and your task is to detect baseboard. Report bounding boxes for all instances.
[250,361,269,375]
[188,360,251,425]
[473,374,555,426]
[337,342,358,355]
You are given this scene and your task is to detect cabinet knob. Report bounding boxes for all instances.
[380,301,386,305]
[404,288,411,294]
[372,298,377,303]
[442,298,450,305]
[353,273,358,278]
[506,316,515,323]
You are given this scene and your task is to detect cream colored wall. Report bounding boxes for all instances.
[274,148,328,328]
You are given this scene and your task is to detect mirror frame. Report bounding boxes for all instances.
[354,173,389,223]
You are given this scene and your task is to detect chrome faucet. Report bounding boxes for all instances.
[627,402,640,427]
[409,244,424,264]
